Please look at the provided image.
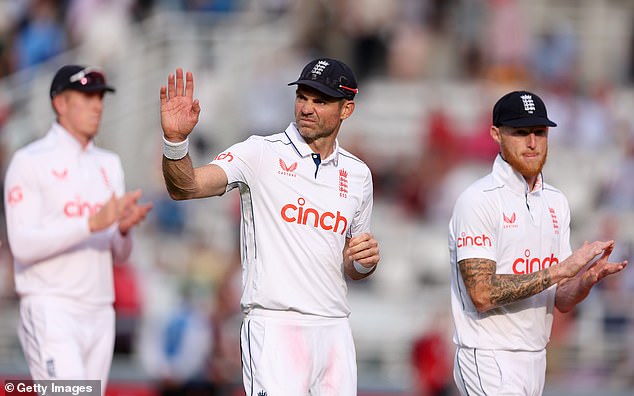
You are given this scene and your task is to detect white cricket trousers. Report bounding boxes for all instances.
[454,346,547,396]
[240,309,357,396]
[18,295,115,395]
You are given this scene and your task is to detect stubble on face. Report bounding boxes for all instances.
[499,134,548,179]
[296,120,334,143]
[294,87,346,143]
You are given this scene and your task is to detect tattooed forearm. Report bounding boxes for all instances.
[490,269,552,307]
[458,258,554,311]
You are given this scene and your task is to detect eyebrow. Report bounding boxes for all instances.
[502,126,548,134]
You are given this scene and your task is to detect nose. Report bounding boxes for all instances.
[300,101,314,115]
[527,133,537,148]
[87,93,104,109]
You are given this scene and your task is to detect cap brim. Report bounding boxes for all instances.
[499,117,557,128]
[288,80,344,98]
[75,85,116,94]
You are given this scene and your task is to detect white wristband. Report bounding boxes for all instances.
[163,136,189,160]
[353,261,376,274]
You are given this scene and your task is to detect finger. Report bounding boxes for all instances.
[600,247,614,260]
[349,245,379,262]
[167,72,175,100]
[160,85,167,106]
[349,233,371,247]
[353,252,380,266]
[346,239,367,255]
[346,235,377,260]
[117,192,138,213]
[130,189,142,201]
[185,71,195,98]
[175,68,184,96]
[590,242,606,257]
[192,99,201,115]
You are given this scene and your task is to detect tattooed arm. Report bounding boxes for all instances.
[458,258,558,312]
[458,240,623,313]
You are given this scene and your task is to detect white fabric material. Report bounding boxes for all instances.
[163,136,189,160]
[353,260,375,274]
[211,122,374,318]
[454,347,546,396]
[448,154,572,351]
[18,295,115,392]
[4,122,131,304]
[241,310,357,396]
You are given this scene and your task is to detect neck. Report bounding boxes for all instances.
[58,122,92,149]
[305,136,336,159]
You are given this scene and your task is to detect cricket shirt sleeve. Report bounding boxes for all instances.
[450,191,497,263]
[557,198,573,260]
[347,167,373,238]
[4,151,91,265]
[210,136,263,189]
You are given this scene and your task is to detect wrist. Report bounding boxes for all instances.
[548,264,565,283]
[163,136,189,160]
[353,261,376,275]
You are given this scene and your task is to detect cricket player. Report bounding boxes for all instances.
[4,64,152,394]
[449,90,628,395]
[160,58,380,396]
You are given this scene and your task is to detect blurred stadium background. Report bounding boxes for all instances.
[1,1,634,395]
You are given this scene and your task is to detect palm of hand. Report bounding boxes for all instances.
[161,97,199,138]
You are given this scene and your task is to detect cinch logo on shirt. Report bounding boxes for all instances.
[457,232,492,248]
[513,249,559,274]
[63,197,103,217]
[214,152,234,162]
[280,197,348,235]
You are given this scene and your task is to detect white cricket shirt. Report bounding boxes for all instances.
[448,155,572,351]
[211,122,374,318]
[4,123,132,305]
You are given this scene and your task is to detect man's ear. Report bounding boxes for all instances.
[341,100,355,120]
[490,125,502,144]
[51,94,65,116]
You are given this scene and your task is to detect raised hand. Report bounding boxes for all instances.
[160,68,201,142]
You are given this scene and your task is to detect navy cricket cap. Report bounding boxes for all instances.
[492,90,557,128]
[50,65,115,99]
[288,58,358,100]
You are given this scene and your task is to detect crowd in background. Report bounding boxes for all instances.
[1,1,634,395]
